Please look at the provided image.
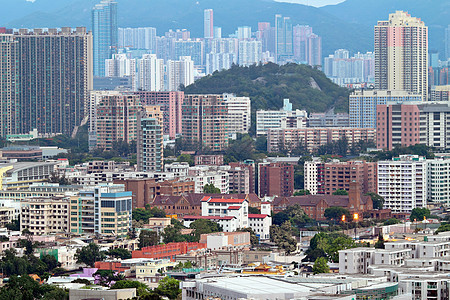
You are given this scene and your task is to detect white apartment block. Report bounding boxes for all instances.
[377,155,427,214]
[256,99,307,135]
[223,94,251,135]
[166,56,194,91]
[137,54,164,91]
[304,158,322,195]
[188,168,229,194]
[427,156,450,206]
[105,54,137,90]
[21,197,70,235]
[164,162,190,178]
[238,40,262,67]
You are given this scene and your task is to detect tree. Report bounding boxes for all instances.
[190,219,222,241]
[75,243,105,267]
[312,257,329,274]
[106,248,132,260]
[5,218,20,231]
[94,269,124,287]
[435,224,450,234]
[248,207,261,214]
[225,134,256,162]
[176,154,194,166]
[203,183,221,194]
[383,218,401,226]
[305,232,356,263]
[154,277,181,300]
[270,221,297,254]
[324,207,351,222]
[0,275,69,300]
[374,233,385,249]
[41,255,59,271]
[294,189,310,196]
[236,228,259,246]
[410,208,431,221]
[332,189,348,195]
[366,192,385,210]
[139,231,159,249]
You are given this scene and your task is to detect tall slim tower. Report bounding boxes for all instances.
[92,0,118,77]
[275,15,293,62]
[204,9,214,39]
[374,11,428,101]
[445,25,450,60]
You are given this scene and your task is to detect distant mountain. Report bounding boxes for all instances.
[184,63,349,114]
[322,0,450,57]
[3,0,448,56]
[5,0,372,55]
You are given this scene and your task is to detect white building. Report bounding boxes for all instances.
[166,56,194,91]
[238,40,262,66]
[304,158,322,195]
[118,27,157,51]
[256,99,307,135]
[206,53,236,75]
[223,94,251,136]
[164,162,190,178]
[188,166,229,194]
[427,155,450,206]
[377,155,428,214]
[105,54,137,90]
[137,54,164,91]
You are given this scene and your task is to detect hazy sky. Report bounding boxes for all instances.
[275,0,346,7]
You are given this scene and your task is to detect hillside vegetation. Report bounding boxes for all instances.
[185,63,349,113]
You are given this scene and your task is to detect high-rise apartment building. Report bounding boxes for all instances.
[256,99,307,135]
[0,27,92,137]
[350,90,422,128]
[182,94,228,151]
[377,102,450,150]
[137,54,164,91]
[378,155,427,214]
[304,159,377,195]
[275,15,293,62]
[92,0,118,77]
[137,109,163,172]
[90,91,142,150]
[430,85,450,102]
[132,91,184,139]
[204,9,214,39]
[445,25,450,60]
[105,54,137,90]
[323,50,374,86]
[374,11,428,101]
[307,33,322,67]
[167,56,194,91]
[174,39,204,65]
[118,27,156,51]
[427,155,450,207]
[258,162,294,197]
[238,40,262,66]
[223,94,251,135]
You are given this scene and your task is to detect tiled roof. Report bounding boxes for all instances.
[248,214,269,219]
[182,215,235,220]
[227,206,241,210]
[209,198,245,204]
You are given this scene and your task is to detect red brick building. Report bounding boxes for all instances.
[132,242,206,261]
[322,161,377,195]
[273,182,373,220]
[114,178,195,208]
[258,163,294,197]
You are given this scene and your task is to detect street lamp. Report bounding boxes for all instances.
[353,213,359,240]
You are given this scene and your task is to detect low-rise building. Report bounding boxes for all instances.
[21,196,70,235]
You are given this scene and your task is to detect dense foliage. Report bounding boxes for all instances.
[133,206,166,223]
[366,193,385,210]
[304,232,357,263]
[0,275,68,300]
[410,208,431,222]
[75,243,106,267]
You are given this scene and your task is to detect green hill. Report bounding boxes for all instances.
[184,63,349,114]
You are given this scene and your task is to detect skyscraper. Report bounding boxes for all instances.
[92,0,118,77]
[275,14,293,62]
[374,11,428,101]
[0,27,92,137]
[204,9,214,39]
[137,107,163,172]
[445,25,450,60]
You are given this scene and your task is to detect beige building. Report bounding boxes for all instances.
[182,94,229,151]
[21,196,70,235]
[375,11,428,101]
